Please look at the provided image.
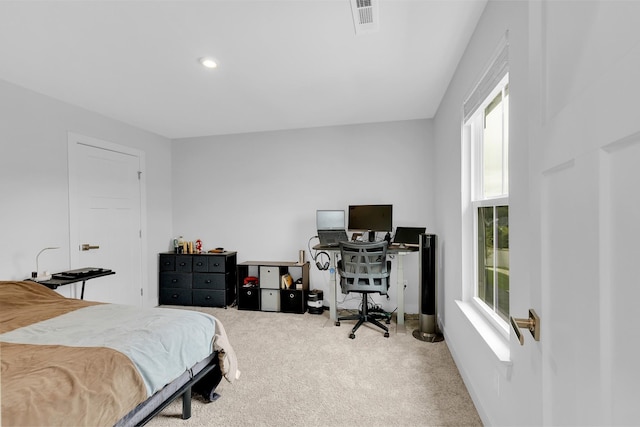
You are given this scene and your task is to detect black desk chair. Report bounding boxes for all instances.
[335,240,392,338]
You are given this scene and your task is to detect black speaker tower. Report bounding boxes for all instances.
[413,233,443,342]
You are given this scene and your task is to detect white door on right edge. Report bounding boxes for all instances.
[530,1,640,424]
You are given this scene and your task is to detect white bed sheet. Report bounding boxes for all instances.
[0,304,217,396]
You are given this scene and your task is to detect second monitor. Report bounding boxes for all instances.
[348,204,393,241]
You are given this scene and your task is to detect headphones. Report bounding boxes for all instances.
[315,251,330,270]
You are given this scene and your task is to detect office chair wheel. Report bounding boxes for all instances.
[385,318,391,324]
[335,321,341,327]
[384,332,390,338]
[349,333,356,339]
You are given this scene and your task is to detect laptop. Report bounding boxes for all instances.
[316,210,349,247]
[393,226,426,247]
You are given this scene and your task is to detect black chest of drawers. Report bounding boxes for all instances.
[159,252,237,308]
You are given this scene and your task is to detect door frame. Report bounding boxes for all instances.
[67,132,148,304]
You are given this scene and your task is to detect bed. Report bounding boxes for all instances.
[0,280,239,426]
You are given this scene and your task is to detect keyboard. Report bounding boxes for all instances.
[319,230,349,246]
[53,268,111,280]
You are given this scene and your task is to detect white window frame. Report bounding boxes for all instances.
[467,76,510,337]
[462,34,510,339]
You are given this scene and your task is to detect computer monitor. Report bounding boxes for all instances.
[393,226,426,247]
[316,210,345,230]
[347,204,393,232]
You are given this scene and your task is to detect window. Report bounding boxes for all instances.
[471,79,509,322]
[463,35,509,330]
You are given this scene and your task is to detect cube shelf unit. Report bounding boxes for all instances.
[237,261,309,313]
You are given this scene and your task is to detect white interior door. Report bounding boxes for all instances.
[68,133,143,306]
[527,1,640,424]
[539,121,640,426]
[540,153,603,424]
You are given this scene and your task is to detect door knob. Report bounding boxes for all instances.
[81,244,100,251]
[510,309,540,345]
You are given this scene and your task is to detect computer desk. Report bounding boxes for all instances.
[313,243,418,334]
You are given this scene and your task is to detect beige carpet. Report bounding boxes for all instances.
[147,307,482,427]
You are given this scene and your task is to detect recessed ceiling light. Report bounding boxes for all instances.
[199,57,218,69]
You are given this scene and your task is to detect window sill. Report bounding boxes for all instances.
[455,300,513,378]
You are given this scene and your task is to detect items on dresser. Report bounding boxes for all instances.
[171,236,212,254]
[158,252,237,308]
[237,261,309,313]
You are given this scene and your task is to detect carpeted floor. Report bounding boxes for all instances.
[147,306,482,427]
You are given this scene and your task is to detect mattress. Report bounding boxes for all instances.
[0,280,238,426]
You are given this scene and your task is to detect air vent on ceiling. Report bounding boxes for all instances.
[350,0,379,35]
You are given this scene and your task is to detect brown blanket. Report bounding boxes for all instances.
[0,280,102,334]
[1,342,147,426]
[0,282,149,426]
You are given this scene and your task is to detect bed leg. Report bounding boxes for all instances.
[181,386,192,420]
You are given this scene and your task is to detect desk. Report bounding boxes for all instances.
[31,268,115,300]
[313,243,418,334]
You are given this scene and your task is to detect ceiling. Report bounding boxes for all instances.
[0,0,487,139]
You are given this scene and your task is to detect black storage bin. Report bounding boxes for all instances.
[280,289,306,313]
[238,287,260,310]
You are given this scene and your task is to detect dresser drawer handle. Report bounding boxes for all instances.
[172,294,179,299]
[205,295,211,300]
[196,262,204,267]
[179,262,186,266]
[205,280,212,284]
[171,279,178,283]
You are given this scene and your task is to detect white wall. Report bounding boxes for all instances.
[171,119,434,313]
[433,1,529,425]
[0,77,433,314]
[0,79,173,306]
